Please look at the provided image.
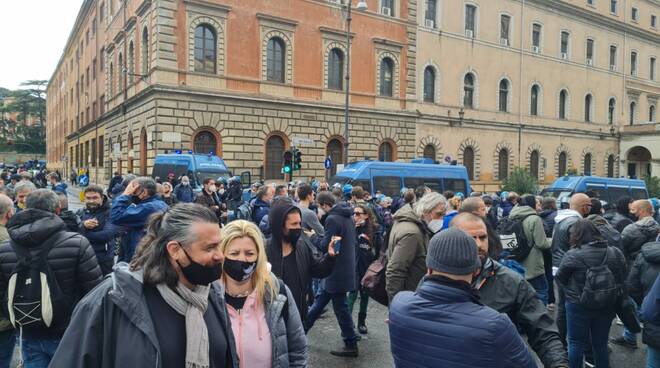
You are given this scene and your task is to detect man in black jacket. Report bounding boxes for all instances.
[0,189,102,367]
[194,178,223,222]
[452,213,569,368]
[77,185,120,275]
[266,198,336,324]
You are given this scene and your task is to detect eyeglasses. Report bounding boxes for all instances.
[353,211,365,216]
[433,211,446,217]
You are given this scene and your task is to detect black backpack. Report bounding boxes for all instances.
[496,216,533,262]
[579,248,622,309]
[7,233,75,330]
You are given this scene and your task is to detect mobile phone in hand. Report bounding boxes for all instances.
[334,240,342,254]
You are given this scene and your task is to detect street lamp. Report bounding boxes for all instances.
[343,0,368,165]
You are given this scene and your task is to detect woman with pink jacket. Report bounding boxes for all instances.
[220,220,308,368]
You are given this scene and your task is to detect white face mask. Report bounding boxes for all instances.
[208,185,217,192]
[427,219,444,233]
[219,188,225,194]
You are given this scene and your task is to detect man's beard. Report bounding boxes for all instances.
[478,250,488,265]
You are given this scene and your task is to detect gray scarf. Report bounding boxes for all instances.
[156,282,210,368]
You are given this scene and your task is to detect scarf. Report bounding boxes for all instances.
[156,282,211,368]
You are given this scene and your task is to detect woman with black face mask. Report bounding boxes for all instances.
[220,220,308,368]
[50,203,239,368]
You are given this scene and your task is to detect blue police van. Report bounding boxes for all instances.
[152,153,231,190]
[329,159,471,197]
[541,176,648,204]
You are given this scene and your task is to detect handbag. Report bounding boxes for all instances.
[361,253,389,306]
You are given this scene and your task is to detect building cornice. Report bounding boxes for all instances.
[256,13,299,28]
[136,0,152,17]
[183,0,231,14]
[319,26,355,39]
[373,38,405,49]
[125,16,137,33]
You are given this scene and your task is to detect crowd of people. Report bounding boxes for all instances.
[0,167,660,367]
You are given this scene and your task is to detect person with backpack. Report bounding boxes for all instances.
[0,189,102,368]
[50,203,240,368]
[173,175,195,203]
[507,195,551,304]
[220,220,307,367]
[556,219,627,368]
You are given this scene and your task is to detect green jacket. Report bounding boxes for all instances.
[386,204,431,302]
[509,206,550,280]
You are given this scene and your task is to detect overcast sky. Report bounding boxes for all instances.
[0,1,81,90]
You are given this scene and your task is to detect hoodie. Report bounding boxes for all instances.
[622,216,660,261]
[551,209,582,267]
[587,214,622,251]
[509,206,550,280]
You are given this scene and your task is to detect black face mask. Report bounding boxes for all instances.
[176,246,223,286]
[223,258,257,283]
[283,228,302,245]
[132,195,142,203]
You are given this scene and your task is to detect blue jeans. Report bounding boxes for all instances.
[649,346,660,368]
[566,302,613,368]
[305,291,358,347]
[21,338,60,368]
[528,275,549,305]
[0,330,15,368]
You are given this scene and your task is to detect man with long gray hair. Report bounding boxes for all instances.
[51,203,239,368]
[0,189,102,367]
[386,192,447,302]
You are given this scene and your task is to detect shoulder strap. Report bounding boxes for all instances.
[600,247,609,266]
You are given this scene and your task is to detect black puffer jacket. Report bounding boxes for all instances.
[555,240,627,307]
[0,209,102,339]
[604,211,634,233]
[627,242,660,348]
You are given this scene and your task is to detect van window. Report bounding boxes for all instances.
[374,176,402,197]
[585,186,608,202]
[631,188,648,199]
[404,178,442,193]
[444,179,467,194]
[352,180,371,193]
[153,163,188,181]
[608,187,630,201]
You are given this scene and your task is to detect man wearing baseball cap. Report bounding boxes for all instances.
[388,228,535,368]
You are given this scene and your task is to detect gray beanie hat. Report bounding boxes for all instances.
[426,228,481,275]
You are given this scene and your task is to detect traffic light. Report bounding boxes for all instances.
[282,150,292,174]
[294,147,302,171]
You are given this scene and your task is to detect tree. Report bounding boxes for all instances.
[645,176,660,198]
[502,167,539,194]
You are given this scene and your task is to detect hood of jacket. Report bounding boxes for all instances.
[269,199,300,245]
[587,214,610,227]
[509,205,537,221]
[555,209,582,224]
[636,216,660,237]
[328,201,354,219]
[393,203,424,226]
[6,208,66,248]
[642,242,660,264]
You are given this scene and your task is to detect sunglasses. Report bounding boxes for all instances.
[433,211,446,217]
[353,211,366,216]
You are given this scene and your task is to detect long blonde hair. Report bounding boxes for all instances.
[219,220,278,305]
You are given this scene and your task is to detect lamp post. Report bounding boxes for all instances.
[343,0,368,165]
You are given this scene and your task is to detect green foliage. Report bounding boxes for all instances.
[645,176,660,198]
[502,167,539,194]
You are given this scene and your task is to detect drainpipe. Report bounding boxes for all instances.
[518,0,525,167]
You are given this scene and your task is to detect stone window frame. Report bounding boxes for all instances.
[583,91,595,123]
[557,87,571,120]
[607,96,617,124]
[259,14,297,84]
[458,138,480,181]
[375,44,401,98]
[648,97,658,122]
[379,0,399,18]
[418,135,442,162]
[322,39,348,91]
[628,93,640,125]
[420,61,440,103]
[529,81,543,116]
[463,1,479,38]
[106,45,116,98]
[497,75,513,113]
[585,37,596,65]
[461,68,479,109]
[604,150,620,178]
[526,143,545,181]
[530,21,544,53]
[559,29,572,60]
[498,11,514,47]
[493,141,514,181]
[126,31,136,86]
[555,144,572,177]
[187,10,227,76]
[581,147,596,176]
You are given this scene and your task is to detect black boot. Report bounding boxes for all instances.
[330,344,359,357]
[358,313,368,335]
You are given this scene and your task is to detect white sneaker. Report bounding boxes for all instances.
[615,316,623,326]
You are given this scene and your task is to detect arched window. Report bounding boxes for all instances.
[584,94,592,122]
[608,98,616,124]
[328,48,344,90]
[630,101,636,125]
[423,66,435,102]
[194,24,217,74]
[109,62,114,96]
[499,79,509,112]
[584,153,592,176]
[128,41,135,84]
[498,149,509,180]
[140,128,147,175]
[423,144,436,160]
[141,26,149,75]
[118,53,123,92]
[127,131,134,173]
[267,37,285,82]
[193,130,218,155]
[559,89,568,119]
[265,135,286,179]
[650,105,656,122]
[558,151,567,177]
[380,58,394,97]
[379,141,395,162]
[530,150,540,179]
[463,73,475,108]
[326,138,344,177]
[463,147,475,180]
[607,154,615,177]
[530,85,540,116]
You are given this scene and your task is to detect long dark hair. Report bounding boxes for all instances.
[130,203,218,287]
[569,219,605,248]
[356,204,376,249]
